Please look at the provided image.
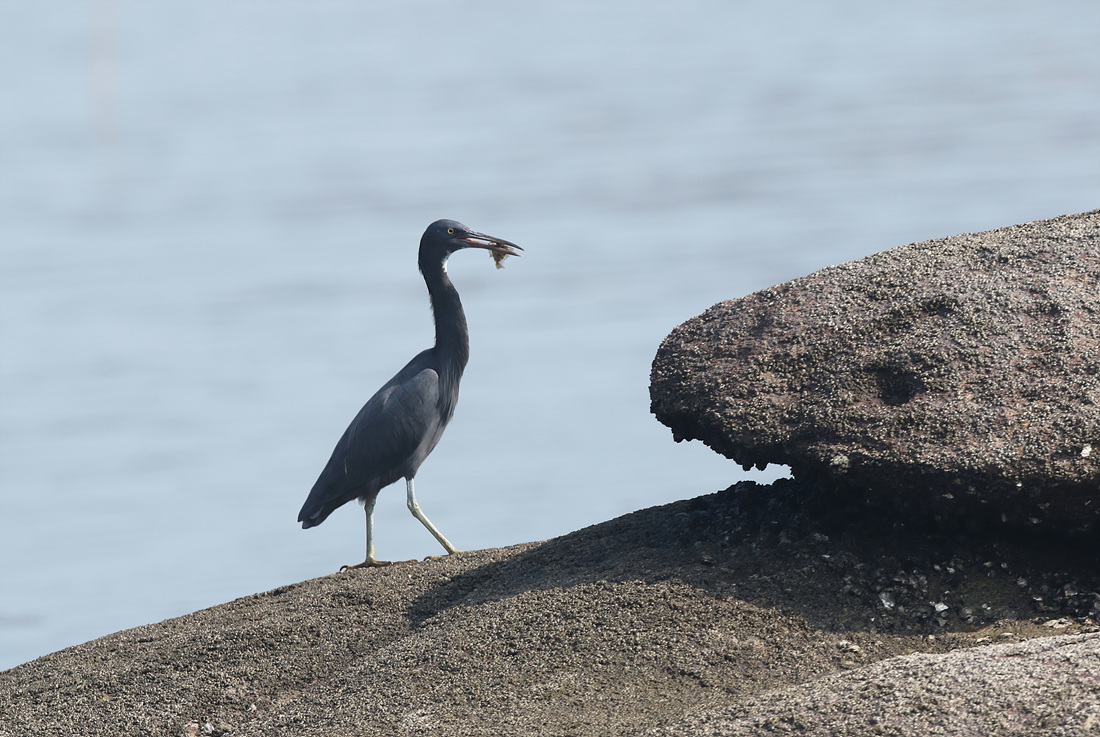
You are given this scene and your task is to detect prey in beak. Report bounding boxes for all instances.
[459,230,524,269]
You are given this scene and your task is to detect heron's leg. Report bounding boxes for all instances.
[406,477,459,555]
[341,496,414,570]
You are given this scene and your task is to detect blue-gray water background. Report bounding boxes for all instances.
[3,1,1100,670]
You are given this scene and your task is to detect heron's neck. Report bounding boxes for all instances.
[423,260,470,377]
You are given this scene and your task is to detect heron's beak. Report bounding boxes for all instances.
[458,231,524,260]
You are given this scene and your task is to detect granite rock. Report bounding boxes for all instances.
[653,632,1100,737]
[651,210,1100,532]
[3,482,1098,736]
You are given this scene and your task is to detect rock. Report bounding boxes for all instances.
[651,633,1100,737]
[3,481,1098,736]
[651,210,1100,533]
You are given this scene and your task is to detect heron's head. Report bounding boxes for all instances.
[420,219,522,270]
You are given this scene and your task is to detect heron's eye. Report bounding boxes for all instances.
[446,227,455,235]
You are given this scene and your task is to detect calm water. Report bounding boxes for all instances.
[3,1,1100,670]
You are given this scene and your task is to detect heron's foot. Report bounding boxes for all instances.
[339,557,417,572]
[422,550,463,561]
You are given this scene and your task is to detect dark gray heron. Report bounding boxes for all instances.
[298,219,522,569]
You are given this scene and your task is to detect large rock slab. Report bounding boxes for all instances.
[3,482,1098,736]
[651,210,1100,532]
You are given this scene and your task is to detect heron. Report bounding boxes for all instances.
[297,219,522,569]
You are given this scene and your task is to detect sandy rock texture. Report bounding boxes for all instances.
[651,210,1100,533]
[654,632,1100,736]
[3,481,1098,736]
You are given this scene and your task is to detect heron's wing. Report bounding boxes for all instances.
[342,365,441,481]
[298,353,441,526]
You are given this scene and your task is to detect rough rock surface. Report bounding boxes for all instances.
[651,210,1100,533]
[3,481,1099,736]
[653,633,1100,736]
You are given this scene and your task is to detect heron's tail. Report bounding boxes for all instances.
[298,474,375,529]
[297,496,328,529]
